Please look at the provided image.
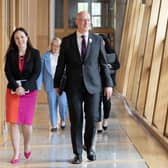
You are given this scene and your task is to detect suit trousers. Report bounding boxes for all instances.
[47,89,67,127]
[66,85,100,156]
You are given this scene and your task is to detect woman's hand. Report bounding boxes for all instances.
[16,86,25,96]
[104,87,113,100]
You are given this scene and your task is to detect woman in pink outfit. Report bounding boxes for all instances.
[4,27,41,164]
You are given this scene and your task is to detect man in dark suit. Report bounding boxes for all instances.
[54,11,113,164]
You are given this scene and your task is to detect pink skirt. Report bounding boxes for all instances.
[6,88,38,125]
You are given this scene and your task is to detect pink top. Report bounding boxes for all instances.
[19,56,25,72]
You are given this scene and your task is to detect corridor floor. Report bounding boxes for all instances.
[0,94,167,168]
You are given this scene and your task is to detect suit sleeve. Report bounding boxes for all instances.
[99,38,114,87]
[4,52,19,90]
[54,38,66,88]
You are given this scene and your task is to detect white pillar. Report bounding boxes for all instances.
[49,0,55,41]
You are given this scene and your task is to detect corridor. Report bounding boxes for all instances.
[0,94,167,168]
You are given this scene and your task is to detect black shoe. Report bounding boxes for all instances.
[87,151,96,161]
[71,155,82,164]
[60,121,66,130]
[51,128,57,132]
[103,126,108,130]
[97,129,103,133]
[61,125,66,130]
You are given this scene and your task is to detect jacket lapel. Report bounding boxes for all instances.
[71,33,81,61]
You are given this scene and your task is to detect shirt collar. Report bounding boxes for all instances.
[77,31,89,38]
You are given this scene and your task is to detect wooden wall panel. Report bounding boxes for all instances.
[165,107,168,137]
[136,0,161,114]
[28,0,38,47]
[0,0,10,135]
[126,2,144,106]
[36,0,49,104]
[125,0,141,100]
[15,0,22,27]
[144,0,168,122]
[118,0,168,148]
[24,0,38,47]
[20,0,29,30]
[122,0,141,97]
[37,0,49,54]
[132,0,153,116]
[132,1,153,114]
[116,0,130,92]
[116,0,126,54]
[117,0,136,94]
[9,0,16,32]
[0,0,4,135]
[153,23,168,133]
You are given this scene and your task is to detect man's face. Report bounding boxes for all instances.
[76,12,91,33]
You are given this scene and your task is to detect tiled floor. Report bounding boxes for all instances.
[0,94,167,168]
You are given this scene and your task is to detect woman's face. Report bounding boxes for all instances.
[51,40,60,54]
[14,30,28,50]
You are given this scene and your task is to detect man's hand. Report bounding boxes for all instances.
[104,87,113,100]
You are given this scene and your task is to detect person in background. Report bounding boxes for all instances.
[97,34,120,133]
[38,37,68,132]
[4,27,41,164]
[54,11,113,164]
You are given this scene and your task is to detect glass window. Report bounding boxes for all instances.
[68,0,116,28]
[54,0,116,29]
[92,3,101,15]
[78,2,88,12]
[91,3,101,27]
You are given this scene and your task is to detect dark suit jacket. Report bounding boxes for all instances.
[54,32,113,94]
[4,48,41,92]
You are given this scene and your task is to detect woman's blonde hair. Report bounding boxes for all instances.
[50,37,61,49]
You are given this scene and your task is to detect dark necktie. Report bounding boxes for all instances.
[81,35,87,60]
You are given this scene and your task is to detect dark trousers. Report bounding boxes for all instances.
[66,85,100,156]
[98,93,111,121]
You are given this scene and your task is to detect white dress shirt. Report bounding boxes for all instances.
[76,31,89,55]
[50,52,59,78]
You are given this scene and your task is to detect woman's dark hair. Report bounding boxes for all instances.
[99,34,113,53]
[5,27,33,60]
